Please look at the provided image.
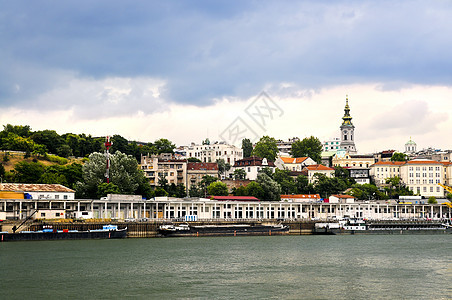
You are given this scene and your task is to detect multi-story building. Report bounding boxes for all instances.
[370,159,451,198]
[182,141,243,165]
[323,137,341,152]
[140,154,187,187]
[370,161,405,186]
[232,156,276,180]
[275,156,317,171]
[301,164,335,183]
[332,150,375,168]
[431,150,452,162]
[400,160,445,198]
[373,150,396,163]
[187,162,218,190]
[276,137,300,154]
[347,167,371,184]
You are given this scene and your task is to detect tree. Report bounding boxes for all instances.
[233,186,248,196]
[154,138,175,154]
[207,181,229,196]
[75,151,147,198]
[245,181,265,199]
[233,169,246,180]
[273,169,297,195]
[56,144,73,158]
[111,135,130,154]
[187,157,202,163]
[12,161,46,183]
[391,152,408,162]
[216,159,231,177]
[252,136,278,161]
[97,182,120,198]
[291,136,323,163]
[428,196,437,204]
[257,173,281,201]
[242,138,253,158]
[30,130,65,154]
[0,163,5,179]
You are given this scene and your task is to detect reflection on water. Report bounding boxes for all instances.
[1,235,451,299]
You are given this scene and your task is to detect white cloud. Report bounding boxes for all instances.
[1,82,451,155]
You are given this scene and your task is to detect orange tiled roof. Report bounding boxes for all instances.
[331,194,354,199]
[305,164,334,171]
[279,157,308,164]
[370,161,405,167]
[405,160,443,165]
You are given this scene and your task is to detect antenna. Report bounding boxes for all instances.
[104,136,113,183]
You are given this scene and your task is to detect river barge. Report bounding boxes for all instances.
[314,219,452,235]
[158,223,289,237]
[0,225,127,242]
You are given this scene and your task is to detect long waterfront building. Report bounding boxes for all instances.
[1,197,450,221]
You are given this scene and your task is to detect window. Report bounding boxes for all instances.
[41,213,45,217]
[430,187,433,192]
[64,195,68,200]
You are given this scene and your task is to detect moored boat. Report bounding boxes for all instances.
[158,223,289,237]
[314,218,452,235]
[0,225,127,242]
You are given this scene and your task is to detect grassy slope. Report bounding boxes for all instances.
[0,152,83,172]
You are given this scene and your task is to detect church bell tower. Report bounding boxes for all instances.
[339,96,357,153]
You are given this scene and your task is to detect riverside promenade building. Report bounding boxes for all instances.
[1,196,450,221]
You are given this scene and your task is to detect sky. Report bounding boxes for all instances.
[1,0,452,154]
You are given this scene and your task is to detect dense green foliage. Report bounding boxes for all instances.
[207,181,229,196]
[5,161,83,189]
[391,152,409,162]
[242,138,253,158]
[291,136,323,163]
[252,136,278,161]
[189,175,218,197]
[0,124,176,161]
[75,151,152,199]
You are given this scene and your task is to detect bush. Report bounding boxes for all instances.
[428,196,437,204]
[46,155,68,165]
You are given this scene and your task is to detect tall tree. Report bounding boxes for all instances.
[12,161,46,183]
[291,136,323,163]
[207,181,229,196]
[75,151,148,198]
[391,152,408,162]
[154,138,176,154]
[252,136,278,161]
[256,173,281,201]
[242,138,253,158]
[216,159,231,177]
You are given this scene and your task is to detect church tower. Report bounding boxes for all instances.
[339,96,357,153]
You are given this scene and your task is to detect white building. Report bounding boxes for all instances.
[302,164,335,184]
[323,137,341,152]
[0,183,75,200]
[275,156,317,171]
[404,138,417,154]
[233,156,276,180]
[182,141,243,165]
[140,154,187,187]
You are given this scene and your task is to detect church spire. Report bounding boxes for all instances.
[342,95,353,126]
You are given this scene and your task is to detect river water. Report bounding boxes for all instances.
[1,235,451,299]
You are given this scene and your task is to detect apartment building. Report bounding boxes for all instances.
[182,141,243,165]
[140,154,187,187]
[187,162,218,190]
[232,156,276,180]
[301,164,335,184]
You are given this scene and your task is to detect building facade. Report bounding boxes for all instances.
[302,164,335,183]
[332,150,375,168]
[275,156,317,171]
[140,154,187,187]
[187,162,219,190]
[232,156,276,180]
[182,141,243,165]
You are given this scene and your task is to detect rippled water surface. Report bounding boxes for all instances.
[1,235,451,299]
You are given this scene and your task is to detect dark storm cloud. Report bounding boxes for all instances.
[1,0,452,118]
